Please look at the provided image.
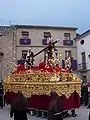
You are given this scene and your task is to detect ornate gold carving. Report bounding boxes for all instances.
[3,72,82,98]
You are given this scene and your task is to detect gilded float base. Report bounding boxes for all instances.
[3,72,82,98]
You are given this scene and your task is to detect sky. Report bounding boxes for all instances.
[0,0,90,33]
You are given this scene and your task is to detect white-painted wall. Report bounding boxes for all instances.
[77,34,90,70]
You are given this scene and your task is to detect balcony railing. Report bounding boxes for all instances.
[20,38,31,45]
[78,63,87,71]
[63,40,73,45]
[42,38,48,45]
[18,60,26,66]
[62,59,77,70]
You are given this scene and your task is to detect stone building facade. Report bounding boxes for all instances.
[0,25,78,79]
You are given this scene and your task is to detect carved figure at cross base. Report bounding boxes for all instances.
[25,48,34,68]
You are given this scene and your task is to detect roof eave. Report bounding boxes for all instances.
[74,29,90,40]
[13,25,78,30]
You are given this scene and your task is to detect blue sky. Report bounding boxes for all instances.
[0,0,90,33]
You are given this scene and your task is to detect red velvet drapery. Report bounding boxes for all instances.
[4,91,80,110]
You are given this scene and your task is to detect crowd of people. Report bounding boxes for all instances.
[9,89,65,120]
[4,89,80,120]
[0,87,77,120]
[0,81,90,120]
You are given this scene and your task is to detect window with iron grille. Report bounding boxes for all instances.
[43,32,51,38]
[81,52,86,70]
[64,33,71,40]
[81,52,86,63]
[21,31,29,38]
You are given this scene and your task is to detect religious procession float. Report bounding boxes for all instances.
[3,38,82,114]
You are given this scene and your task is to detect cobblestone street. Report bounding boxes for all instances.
[0,105,89,120]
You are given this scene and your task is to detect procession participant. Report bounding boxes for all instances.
[10,91,28,120]
[89,111,90,120]
[81,82,84,105]
[48,89,64,120]
[83,82,88,106]
[63,109,77,118]
[0,84,3,108]
[87,83,90,108]
[71,109,77,117]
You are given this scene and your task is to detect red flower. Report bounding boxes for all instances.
[55,67,62,72]
[46,67,53,72]
[39,62,46,70]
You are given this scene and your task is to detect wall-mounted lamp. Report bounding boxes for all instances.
[80,40,84,45]
[0,52,4,58]
[88,54,90,59]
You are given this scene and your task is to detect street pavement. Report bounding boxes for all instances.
[0,105,89,120]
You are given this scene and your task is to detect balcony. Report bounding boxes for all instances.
[18,60,26,66]
[63,40,73,45]
[71,59,77,71]
[42,39,48,45]
[62,59,77,70]
[78,63,87,71]
[20,38,31,45]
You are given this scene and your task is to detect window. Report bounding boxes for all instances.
[81,52,86,63]
[81,52,86,69]
[64,33,71,40]
[42,39,48,45]
[65,51,71,58]
[21,31,29,38]
[44,32,51,38]
[20,39,31,45]
[22,50,27,59]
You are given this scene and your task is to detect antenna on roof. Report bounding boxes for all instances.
[9,21,11,26]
